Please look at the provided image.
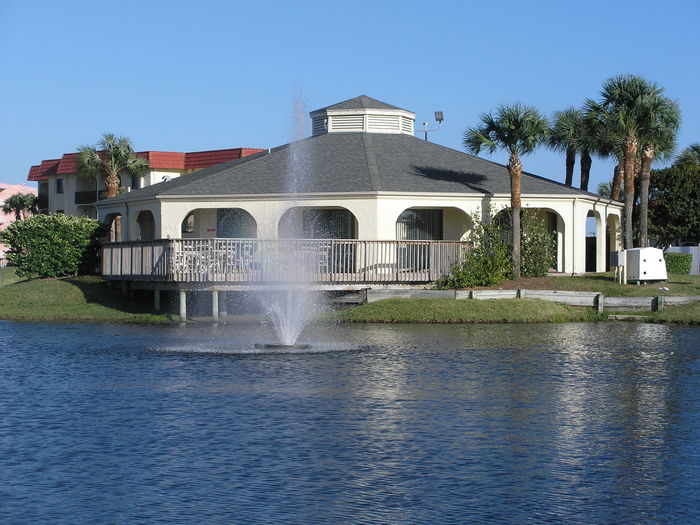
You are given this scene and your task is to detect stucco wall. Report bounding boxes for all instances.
[98,192,623,274]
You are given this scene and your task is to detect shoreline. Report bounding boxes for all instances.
[1,273,698,326]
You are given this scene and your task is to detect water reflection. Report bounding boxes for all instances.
[1,321,699,522]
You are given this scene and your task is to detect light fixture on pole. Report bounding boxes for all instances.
[422,111,444,141]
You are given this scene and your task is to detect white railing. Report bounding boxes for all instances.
[101,238,469,283]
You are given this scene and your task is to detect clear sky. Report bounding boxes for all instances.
[1,0,698,191]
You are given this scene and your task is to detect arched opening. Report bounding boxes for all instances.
[103,213,122,242]
[278,207,359,274]
[586,210,604,272]
[395,207,471,272]
[395,207,471,241]
[217,208,257,238]
[278,207,358,239]
[178,208,258,239]
[492,207,565,273]
[136,210,155,241]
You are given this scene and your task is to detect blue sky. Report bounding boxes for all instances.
[1,0,698,190]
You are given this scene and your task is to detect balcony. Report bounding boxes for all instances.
[75,188,127,205]
[101,238,469,284]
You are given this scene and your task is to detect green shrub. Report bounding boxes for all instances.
[0,214,103,279]
[665,252,692,275]
[436,218,512,288]
[520,210,557,277]
[436,208,556,288]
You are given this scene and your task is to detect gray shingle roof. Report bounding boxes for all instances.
[101,132,603,205]
[313,95,406,113]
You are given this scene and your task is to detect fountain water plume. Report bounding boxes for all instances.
[255,91,322,347]
[260,290,312,346]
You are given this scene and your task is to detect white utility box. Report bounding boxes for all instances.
[625,247,667,282]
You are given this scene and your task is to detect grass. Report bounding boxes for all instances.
[1,270,698,325]
[648,301,700,324]
[334,298,603,324]
[464,272,700,297]
[0,276,176,323]
[0,266,26,287]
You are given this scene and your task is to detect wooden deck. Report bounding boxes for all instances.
[101,238,468,284]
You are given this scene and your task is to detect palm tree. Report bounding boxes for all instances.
[464,103,548,278]
[583,99,625,200]
[598,75,663,249]
[637,96,680,246]
[76,133,149,199]
[2,193,38,221]
[676,143,700,165]
[548,107,582,187]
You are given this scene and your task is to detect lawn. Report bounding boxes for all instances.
[334,298,603,324]
[0,266,26,287]
[464,272,700,297]
[0,275,176,323]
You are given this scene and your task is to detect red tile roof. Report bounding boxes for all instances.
[28,165,43,181]
[27,147,264,181]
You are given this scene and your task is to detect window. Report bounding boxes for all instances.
[181,212,195,234]
[56,178,64,194]
[131,174,140,190]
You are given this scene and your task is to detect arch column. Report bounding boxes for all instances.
[595,212,606,273]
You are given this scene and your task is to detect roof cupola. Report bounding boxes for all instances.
[309,95,415,136]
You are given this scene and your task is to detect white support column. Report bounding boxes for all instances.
[211,290,219,322]
[219,291,227,317]
[596,211,606,272]
[562,205,575,274]
[572,199,588,274]
[179,291,187,321]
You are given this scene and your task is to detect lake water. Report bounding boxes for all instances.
[1,320,699,523]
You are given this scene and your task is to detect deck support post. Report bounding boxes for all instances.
[219,291,227,317]
[154,290,160,311]
[179,291,187,322]
[212,290,219,322]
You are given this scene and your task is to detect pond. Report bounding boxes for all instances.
[1,321,699,523]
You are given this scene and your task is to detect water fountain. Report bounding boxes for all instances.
[255,93,322,349]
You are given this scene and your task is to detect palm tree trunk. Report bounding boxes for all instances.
[623,136,638,249]
[565,147,575,186]
[105,170,120,199]
[611,163,623,200]
[579,149,592,191]
[639,143,654,247]
[509,154,522,279]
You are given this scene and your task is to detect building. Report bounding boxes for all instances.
[97,96,622,276]
[0,183,38,265]
[27,147,265,219]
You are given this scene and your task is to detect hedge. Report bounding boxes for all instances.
[0,214,103,279]
[665,252,692,275]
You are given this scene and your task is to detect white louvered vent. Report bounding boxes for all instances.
[368,114,401,132]
[330,115,365,132]
[312,117,327,136]
[401,116,414,134]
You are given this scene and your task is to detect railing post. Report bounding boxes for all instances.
[362,241,368,282]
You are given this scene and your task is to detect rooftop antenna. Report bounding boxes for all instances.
[422,111,444,141]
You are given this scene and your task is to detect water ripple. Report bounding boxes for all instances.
[1,321,699,523]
